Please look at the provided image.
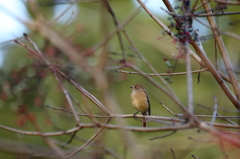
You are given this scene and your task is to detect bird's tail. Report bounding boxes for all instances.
[142,118,146,128]
[142,113,147,128]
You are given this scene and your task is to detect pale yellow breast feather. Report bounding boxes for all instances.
[131,91,149,113]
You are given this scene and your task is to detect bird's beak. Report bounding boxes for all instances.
[130,86,133,88]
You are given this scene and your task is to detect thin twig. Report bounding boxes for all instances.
[61,131,77,149]
[198,122,240,147]
[0,120,239,138]
[149,130,177,140]
[188,137,217,143]
[191,0,200,12]
[221,31,240,41]
[197,103,238,112]
[219,139,228,159]
[162,0,240,110]
[192,1,209,12]
[46,104,240,119]
[94,5,142,52]
[201,0,240,109]
[191,41,240,109]
[160,102,184,117]
[194,11,240,17]
[217,113,238,125]
[102,0,126,60]
[57,130,123,159]
[220,130,240,135]
[191,154,200,159]
[210,96,218,127]
[170,148,177,159]
[185,31,194,115]
[14,39,112,116]
[66,118,111,158]
[209,0,240,5]
[46,105,184,122]
[116,69,207,76]
[136,0,175,39]
[48,4,74,26]
[24,33,81,125]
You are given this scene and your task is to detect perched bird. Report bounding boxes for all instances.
[130,84,151,128]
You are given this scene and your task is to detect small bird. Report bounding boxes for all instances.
[130,84,151,128]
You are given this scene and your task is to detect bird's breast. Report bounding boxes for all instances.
[131,91,149,113]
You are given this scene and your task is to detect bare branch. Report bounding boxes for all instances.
[66,118,111,158]
[116,69,207,76]
[149,130,177,140]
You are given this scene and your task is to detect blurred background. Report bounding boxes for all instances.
[0,0,240,158]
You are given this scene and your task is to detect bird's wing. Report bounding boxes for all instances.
[144,90,151,116]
